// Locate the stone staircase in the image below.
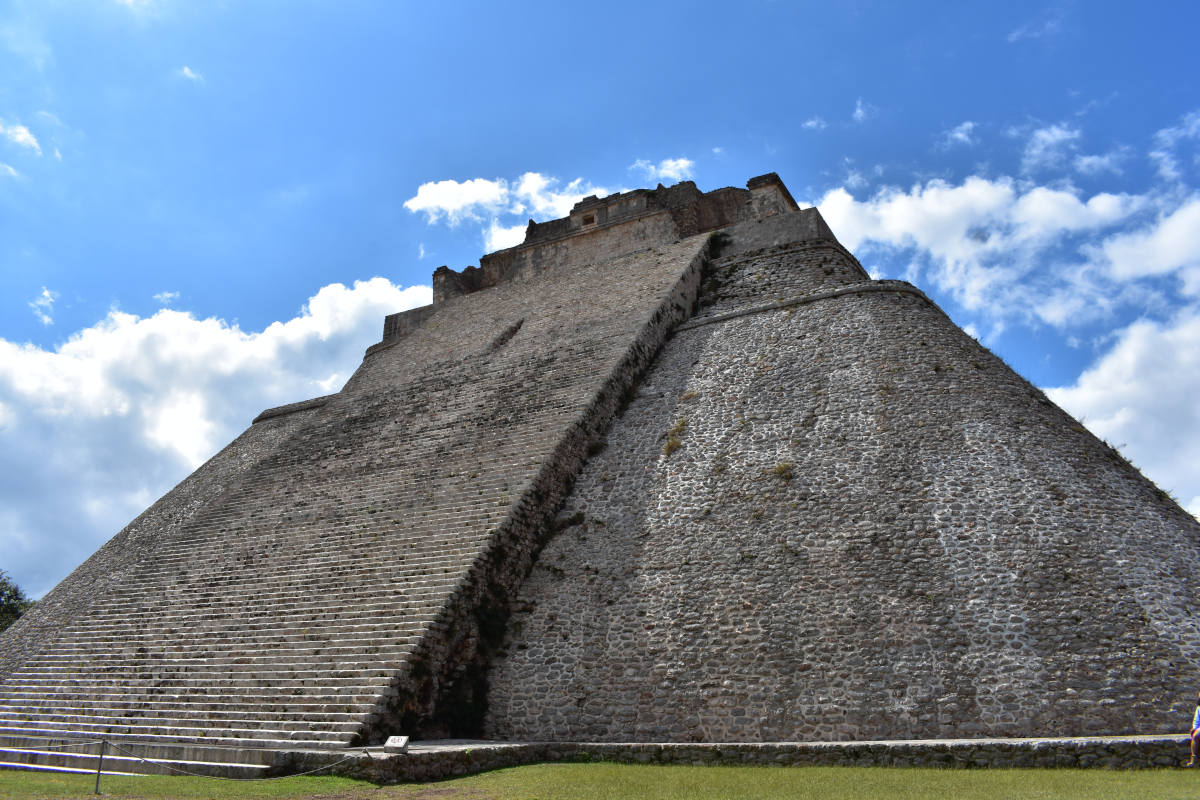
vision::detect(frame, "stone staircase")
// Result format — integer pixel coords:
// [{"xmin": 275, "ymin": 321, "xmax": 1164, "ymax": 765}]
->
[
  {"xmin": 0, "ymin": 234, "xmax": 712, "ymax": 775},
  {"xmin": 0, "ymin": 735, "xmax": 283, "ymax": 778}
]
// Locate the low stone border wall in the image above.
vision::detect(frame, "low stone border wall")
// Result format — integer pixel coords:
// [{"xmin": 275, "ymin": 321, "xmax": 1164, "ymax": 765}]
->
[{"xmin": 281, "ymin": 735, "xmax": 1191, "ymax": 783}]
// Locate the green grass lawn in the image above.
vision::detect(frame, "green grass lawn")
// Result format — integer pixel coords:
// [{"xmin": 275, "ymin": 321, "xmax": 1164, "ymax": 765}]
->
[{"xmin": 3, "ymin": 764, "xmax": 1199, "ymax": 800}]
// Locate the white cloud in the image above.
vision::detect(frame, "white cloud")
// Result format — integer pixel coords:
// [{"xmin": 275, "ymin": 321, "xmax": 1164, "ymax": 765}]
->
[
  {"xmin": 0, "ymin": 120, "xmax": 41, "ymax": 155},
  {"xmin": 485, "ymin": 219, "xmax": 527, "ymax": 252},
  {"xmin": 1091, "ymin": 197, "xmax": 1200, "ymax": 282},
  {"xmin": 153, "ymin": 291, "xmax": 179, "ymax": 304},
  {"xmin": 630, "ymin": 157, "xmax": 695, "ymax": 183},
  {"xmin": 711, "ymin": 146, "xmax": 724, "ymax": 155},
  {"xmin": 1046, "ymin": 309, "xmax": 1200, "ymax": 520},
  {"xmin": 844, "ymin": 170, "xmax": 868, "ymax": 190},
  {"xmin": 0, "ymin": 162, "xmax": 17, "ymax": 178},
  {"xmin": 511, "ymin": 172, "xmax": 598, "ymax": 218},
  {"xmin": 1149, "ymin": 110, "xmax": 1200, "ymax": 183},
  {"xmin": 0, "ymin": 277, "xmax": 431, "ymax": 597},
  {"xmin": 1022, "ymin": 123, "xmax": 1080, "ymax": 172},
  {"xmin": 1074, "ymin": 149, "xmax": 1127, "ymax": 176},
  {"xmin": 817, "ymin": 176, "xmax": 1142, "ymax": 318},
  {"xmin": 29, "ymin": 287, "xmax": 57, "ymax": 325},
  {"xmin": 940, "ymin": 121, "xmax": 977, "ymax": 148},
  {"xmin": 177, "ymin": 65, "xmax": 203, "ymax": 83},
  {"xmin": 418, "ymin": 243, "xmax": 426, "ymax": 260},
  {"xmin": 404, "ymin": 172, "xmax": 612, "ymax": 227},
  {"xmin": 852, "ymin": 98, "xmax": 875, "ymax": 123},
  {"xmin": 405, "ymin": 172, "xmax": 615, "ymax": 253},
  {"xmin": 1007, "ymin": 8, "xmax": 1066, "ymax": 43},
  {"xmin": 802, "ymin": 117, "xmax": 827, "ymax": 131},
  {"xmin": 403, "ymin": 177, "xmax": 507, "ymax": 225}
]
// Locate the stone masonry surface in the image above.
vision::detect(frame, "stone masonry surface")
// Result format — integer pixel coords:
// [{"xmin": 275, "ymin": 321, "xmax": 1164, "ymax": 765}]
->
[
  {"xmin": 283, "ymin": 735, "xmax": 1193, "ymax": 782},
  {"xmin": 3, "ymin": 175, "xmax": 1199, "ymax": 776},
  {"xmin": 485, "ymin": 208, "xmax": 1200, "ymax": 743},
  {"xmin": 0, "ymin": 217, "xmax": 712, "ymax": 752}
]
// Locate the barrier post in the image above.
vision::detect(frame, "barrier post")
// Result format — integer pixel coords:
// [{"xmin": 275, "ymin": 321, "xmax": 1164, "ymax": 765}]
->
[{"xmin": 94, "ymin": 739, "xmax": 107, "ymax": 794}]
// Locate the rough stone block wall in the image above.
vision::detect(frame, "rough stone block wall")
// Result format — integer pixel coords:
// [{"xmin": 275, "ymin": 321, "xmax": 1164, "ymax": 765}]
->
[
  {"xmin": 0, "ymin": 233, "xmax": 711, "ymax": 748},
  {"xmin": 7, "ymin": 178, "xmax": 1199, "ymax": 758},
  {"xmin": 484, "ymin": 214, "xmax": 1200, "ymax": 742}
]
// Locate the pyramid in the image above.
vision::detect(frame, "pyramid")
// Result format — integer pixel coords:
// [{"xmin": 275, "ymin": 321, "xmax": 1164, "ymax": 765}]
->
[{"xmin": 2, "ymin": 174, "xmax": 1198, "ymax": 772}]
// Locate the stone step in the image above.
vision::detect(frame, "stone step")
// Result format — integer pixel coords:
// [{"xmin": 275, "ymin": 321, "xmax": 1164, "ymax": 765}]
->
[
  {"xmin": 27, "ymin": 642, "xmax": 419, "ymax": 660},
  {"xmin": 1, "ymin": 674, "xmax": 395, "ymax": 694},
  {"xmin": 8, "ymin": 657, "xmax": 402, "ymax": 674},
  {"xmin": 0, "ymin": 756, "xmax": 143, "ymax": 777},
  {"xmin": 0, "ymin": 721, "xmax": 350, "ymax": 745},
  {"xmin": 0, "ymin": 734, "xmax": 283, "ymax": 764},
  {"xmin": 0, "ymin": 724, "xmax": 341, "ymax": 750},
  {"xmin": 0, "ymin": 743, "xmax": 274, "ymax": 777},
  {"xmin": 130, "ymin": 549, "xmax": 483, "ymax": 582},
  {"xmin": 0, "ymin": 688, "xmax": 380, "ymax": 705},
  {"xmin": 0, "ymin": 709, "xmax": 364, "ymax": 732},
  {"xmin": 77, "ymin": 587, "xmax": 456, "ymax": 618},
  {"xmin": 53, "ymin": 610, "xmax": 440, "ymax": 631},
  {"xmin": 24, "ymin": 642, "xmax": 419, "ymax": 664},
  {"xmin": 0, "ymin": 698, "xmax": 377, "ymax": 715},
  {"xmin": 99, "ymin": 572, "xmax": 462, "ymax": 599},
  {"xmin": 0, "ymin": 707, "xmax": 368, "ymax": 725},
  {"xmin": 64, "ymin": 610, "xmax": 443, "ymax": 635}
]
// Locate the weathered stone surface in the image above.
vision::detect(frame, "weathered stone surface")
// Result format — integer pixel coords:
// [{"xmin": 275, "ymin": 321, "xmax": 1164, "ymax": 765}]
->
[
  {"xmin": 484, "ymin": 208, "xmax": 1200, "ymax": 742},
  {"xmin": 2, "ymin": 173, "xmax": 1198, "ymax": 773},
  {"xmin": 0, "ymin": 202, "xmax": 714, "ymax": 750}
]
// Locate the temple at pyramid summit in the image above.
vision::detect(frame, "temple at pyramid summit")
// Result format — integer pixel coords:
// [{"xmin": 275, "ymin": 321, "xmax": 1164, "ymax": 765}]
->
[{"xmin": 3, "ymin": 173, "xmax": 1200, "ymax": 775}]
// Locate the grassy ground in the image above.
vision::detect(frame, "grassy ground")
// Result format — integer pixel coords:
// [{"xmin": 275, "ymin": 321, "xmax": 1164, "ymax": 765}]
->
[{"xmin": 3, "ymin": 763, "xmax": 1198, "ymax": 800}]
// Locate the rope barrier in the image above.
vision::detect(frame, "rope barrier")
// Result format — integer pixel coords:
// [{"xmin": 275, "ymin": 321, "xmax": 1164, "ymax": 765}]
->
[
  {"xmin": 5, "ymin": 737, "xmax": 105, "ymax": 752},
  {"xmin": 103, "ymin": 739, "xmax": 370, "ymax": 781}
]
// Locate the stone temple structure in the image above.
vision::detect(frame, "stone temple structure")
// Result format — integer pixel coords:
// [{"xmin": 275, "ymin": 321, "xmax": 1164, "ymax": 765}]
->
[{"xmin": 2, "ymin": 174, "xmax": 1200, "ymax": 773}]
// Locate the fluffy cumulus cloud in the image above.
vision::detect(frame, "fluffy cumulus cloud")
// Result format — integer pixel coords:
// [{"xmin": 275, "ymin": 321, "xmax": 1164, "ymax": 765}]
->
[
  {"xmin": 0, "ymin": 278, "xmax": 431, "ymax": 597},
  {"xmin": 630, "ymin": 157, "xmax": 695, "ymax": 183},
  {"xmin": 1090, "ymin": 197, "xmax": 1200, "ymax": 284},
  {"xmin": 403, "ymin": 177, "xmax": 508, "ymax": 225},
  {"xmin": 817, "ymin": 176, "xmax": 1143, "ymax": 318},
  {"xmin": 485, "ymin": 219, "xmax": 527, "ymax": 252},
  {"xmin": 1046, "ymin": 310, "xmax": 1200, "ymax": 519},
  {"xmin": 813, "ymin": 109, "xmax": 1200, "ymax": 524},
  {"xmin": 405, "ymin": 171, "xmax": 617, "ymax": 252}
]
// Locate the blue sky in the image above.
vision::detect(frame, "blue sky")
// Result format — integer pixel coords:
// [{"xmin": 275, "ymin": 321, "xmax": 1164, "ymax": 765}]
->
[{"xmin": 2, "ymin": 0, "xmax": 1199, "ymax": 598}]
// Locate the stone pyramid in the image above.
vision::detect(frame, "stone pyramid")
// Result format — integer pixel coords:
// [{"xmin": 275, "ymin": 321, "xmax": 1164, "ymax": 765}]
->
[{"xmin": 2, "ymin": 174, "xmax": 1198, "ymax": 771}]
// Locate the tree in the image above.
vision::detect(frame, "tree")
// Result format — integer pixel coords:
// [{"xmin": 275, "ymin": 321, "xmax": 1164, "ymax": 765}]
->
[{"xmin": 0, "ymin": 571, "xmax": 33, "ymax": 633}]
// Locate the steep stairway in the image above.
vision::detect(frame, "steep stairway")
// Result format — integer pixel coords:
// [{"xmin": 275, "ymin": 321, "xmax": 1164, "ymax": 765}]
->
[{"xmin": 0, "ymin": 234, "xmax": 711, "ymax": 773}]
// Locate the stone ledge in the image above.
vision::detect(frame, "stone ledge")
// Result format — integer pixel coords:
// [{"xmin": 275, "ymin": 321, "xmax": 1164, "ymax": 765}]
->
[
  {"xmin": 251, "ymin": 395, "xmax": 334, "ymax": 424},
  {"xmin": 677, "ymin": 279, "xmax": 929, "ymax": 332},
  {"xmin": 279, "ymin": 735, "xmax": 1192, "ymax": 783}
]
